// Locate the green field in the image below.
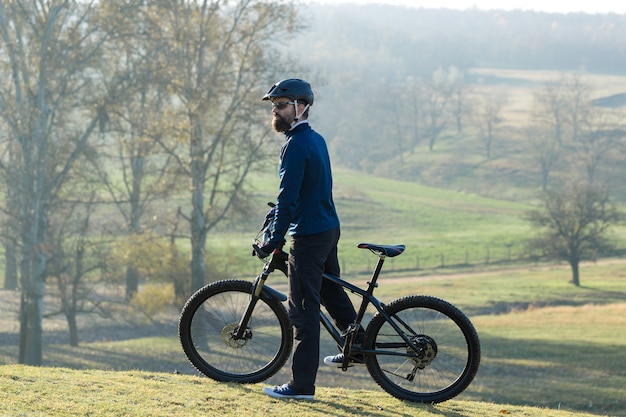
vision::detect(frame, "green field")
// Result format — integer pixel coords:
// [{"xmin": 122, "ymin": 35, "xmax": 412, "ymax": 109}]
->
[
  {"xmin": 206, "ymin": 167, "xmax": 625, "ymax": 281},
  {"xmin": 209, "ymin": 168, "xmax": 536, "ymax": 276},
  {"xmin": 2, "ymin": 261, "xmax": 625, "ymax": 416}
]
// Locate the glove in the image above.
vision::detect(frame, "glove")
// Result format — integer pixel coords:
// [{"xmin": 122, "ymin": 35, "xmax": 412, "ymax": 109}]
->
[
  {"xmin": 261, "ymin": 205, "xmax": 276, "ymax": 229},
  {"xmin": 265, "ymin": 206, "xmax": 276, "ymax": 221},
  {"xmin": 253, "ymin": 240, "xmax": 279, "ymax": 259}
]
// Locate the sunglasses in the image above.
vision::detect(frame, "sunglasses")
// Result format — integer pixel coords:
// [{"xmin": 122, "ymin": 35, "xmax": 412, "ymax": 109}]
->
[{"xmin": 271, "ymin": 101, "xmax": 295, "ymax": 110}]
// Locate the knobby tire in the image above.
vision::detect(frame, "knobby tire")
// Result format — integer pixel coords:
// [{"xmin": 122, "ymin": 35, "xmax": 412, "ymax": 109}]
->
[
  {"xmin": 364, "ymin": 295, "xmax": 481, "ymax": 403},
  {"xmin": 178, "ymin": 279, "xmax": 293, "ymax": 384}
]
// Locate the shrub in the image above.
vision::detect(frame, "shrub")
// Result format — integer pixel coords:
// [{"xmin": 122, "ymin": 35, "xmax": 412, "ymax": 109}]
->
[{"xmin": 129, "ymin": 283, "xmax": 175, "ymax": 325}]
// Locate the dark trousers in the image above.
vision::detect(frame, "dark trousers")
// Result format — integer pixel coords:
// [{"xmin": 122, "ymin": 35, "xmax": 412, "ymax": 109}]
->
[{"xmin": 287, "ymin": 227, "xmax": 357, "ymax": 395}]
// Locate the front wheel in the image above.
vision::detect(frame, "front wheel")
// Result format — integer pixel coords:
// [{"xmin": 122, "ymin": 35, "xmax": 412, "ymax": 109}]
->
[
  {"xmin": 364, "ymin": 295, "xmax": 480, "ymax": 403},
  {"xmin": 178, "ymin": 279, "xmax": 293, "ymax": 383}
]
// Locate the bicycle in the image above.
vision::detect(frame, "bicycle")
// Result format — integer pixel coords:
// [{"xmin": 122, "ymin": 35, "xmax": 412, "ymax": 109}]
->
[{"xmin": 178, "ymin": 209, "xmax": 481, "ymax": 403}]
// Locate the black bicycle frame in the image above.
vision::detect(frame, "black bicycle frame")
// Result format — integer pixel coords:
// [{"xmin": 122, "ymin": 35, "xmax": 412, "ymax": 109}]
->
[
  {"xmin": 239, "ymin": 251, "xmax": 422, "ymax": 357},
  {"xmin": 320, "ymin": 257, "xmax": 422, "ymax": 358}
]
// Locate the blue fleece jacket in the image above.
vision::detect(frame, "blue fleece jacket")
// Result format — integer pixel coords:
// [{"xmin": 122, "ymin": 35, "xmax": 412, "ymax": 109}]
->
[{"xmin": 269, "ymin": 122, "xmax": 339, "ymax": 245}]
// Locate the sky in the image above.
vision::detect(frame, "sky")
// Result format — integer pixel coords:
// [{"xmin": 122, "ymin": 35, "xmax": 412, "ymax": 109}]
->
[{"xmin": 305, "ymin": 0, "xmax": 626, "ymax": 15}]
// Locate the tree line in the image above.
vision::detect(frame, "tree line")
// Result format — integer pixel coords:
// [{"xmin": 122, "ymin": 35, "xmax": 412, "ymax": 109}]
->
[
  {"xmin": 0, "ymin": 0, "xmax": 301, "ymax": 365},
  {"xmin": 296, "ymin": 5, "xmax": 626, "ymax": 78},
  {"xmin": 318, "ymin": 67, "xmax": 626, "ymax": 197},
  {"xmin": 290, "ymin": 5, "xmax": 626, "ymax": 200}
]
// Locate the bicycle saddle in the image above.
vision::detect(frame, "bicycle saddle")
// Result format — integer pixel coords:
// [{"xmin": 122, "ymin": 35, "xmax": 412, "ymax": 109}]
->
[{"xmin": 357, "ymin": 243, "xmax": 405, "ymax": 257}]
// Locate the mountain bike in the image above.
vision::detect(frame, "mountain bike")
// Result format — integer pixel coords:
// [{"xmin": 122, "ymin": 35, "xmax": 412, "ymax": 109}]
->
[{"xmin": 178, "ymin": 207, "xmax": 481, "ymax": 403}]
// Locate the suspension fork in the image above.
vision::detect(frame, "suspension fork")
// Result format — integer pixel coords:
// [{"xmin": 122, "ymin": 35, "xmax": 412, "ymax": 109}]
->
[
  {"xmin": 233, "ymin": 267, "xmax": 270, "ymax": 340},
  {"xmin": 233, "ymin": 247, "xmax": 290, "ymax": 340}
]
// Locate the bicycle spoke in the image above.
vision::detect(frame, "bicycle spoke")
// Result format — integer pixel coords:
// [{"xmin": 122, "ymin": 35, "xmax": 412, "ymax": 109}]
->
[
  {"xmin": 179, "ymin": 280, "xmax": 293, "ymax": 383},
  {"xmin": 365, "ymin": 295, "xmax": 480, "ymax": 403}
]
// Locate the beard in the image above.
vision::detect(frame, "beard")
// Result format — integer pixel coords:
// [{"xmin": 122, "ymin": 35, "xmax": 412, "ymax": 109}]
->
[{"xmin": 272, "ymin": 114, "xmax": 293, "ymax": 133}]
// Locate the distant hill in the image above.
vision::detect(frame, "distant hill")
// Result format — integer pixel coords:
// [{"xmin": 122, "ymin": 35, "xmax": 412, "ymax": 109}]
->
[
  {"xmin": 591, "ymin": 93, "xmax": 626, "ymax": 108},
  {"xmin": 281, "ymin": 6, "xmax": 626, "ymax": 202},
  {"xmin": 296, "ymin": 5, "xmax": 626, "ymax": 76}
]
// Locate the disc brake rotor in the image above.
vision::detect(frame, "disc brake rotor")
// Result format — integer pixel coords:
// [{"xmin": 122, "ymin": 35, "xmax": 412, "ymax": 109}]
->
[
  {"xmin": 221, "ymin": 323, "xmax": 252, "ymax": 348},
  {"xmin": 409, "ymin": 335, "xmax": 438, "ymax": 369}
]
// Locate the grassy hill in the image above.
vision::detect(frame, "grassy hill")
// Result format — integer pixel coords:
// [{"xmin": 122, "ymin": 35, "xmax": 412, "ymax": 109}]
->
[
  {"xmin": 207, "ymin": 166, "xmax": 625, "ymax": 279},
  {"xmin": 3, "ymin": 117, "xmax": 626, "ymax": 416},
  {"xmin": 210, "ymin": 167, "xmax": 537, "ymax": 276},
  {"xmin": 2, "ymin": 261, "xmax": 625, "ymax": 416},
  {"xmin": 311, "ymin": 68, "xmax": 626, "ymax": 208},
  {"xmin": 0, "ymin": 365, "xmax": 610, "ymax": 417}
]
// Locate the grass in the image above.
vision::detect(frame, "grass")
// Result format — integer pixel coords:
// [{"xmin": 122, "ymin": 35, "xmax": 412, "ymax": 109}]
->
[
  {"xmin": 2, "ymin": 261, "xmax": 625, "ymax": 416},
  {"xmin": 3, "ymin": 157, "xmax": 626, "ymax": 416},
  {"xmin": 206, "ymin": 167, "xmax": 543, "ymax": 278},
  {"xmin": 387, "ymin": 260, "xmax": 626, "ymax": 312},
  {"xmin": 382, "ymin": 262, "xmax": 626, "ymax": 415},
  {"xmin": 473, "ymin": 304, "xmax": 626, "ymax": 413},
  {"xmin": 0, "ymin": 365, "xmax": 609, "ymax": 417}
]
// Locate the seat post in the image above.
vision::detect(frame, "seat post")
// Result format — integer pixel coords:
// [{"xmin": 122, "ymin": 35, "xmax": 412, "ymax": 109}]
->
[
  {"xmin": 354, "ymin": 255, "xmax": 386, "ymax": 322},
  {"xmin": 366, "ymin": 255, "xmax": 386, "ymax": 295}
]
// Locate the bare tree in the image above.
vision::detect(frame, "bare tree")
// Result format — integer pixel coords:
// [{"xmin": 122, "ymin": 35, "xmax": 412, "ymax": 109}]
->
[
  {"xmin": 473, "ymin": 91, "xmax": 506, "ymax": 159},
  {"xmin": 561, "ymin": 73, "xmax": 592, "ymax": 144},
  {"xmin": 526, "ymin": 184, "xmax": 621, "ymax": 286},
  {"xmin": 532, "ymin": 77, "xmax": 568, "ymax": 146},
  {"xmin": 561, "ymin": 79, "xmax": 626, "ymax": 188},
  {"xmin": 525, "ymin": 76, "xmax": 574, "ymax": 191},
  {"xmin": 422, "ymin": 67, "xmax": 455, "ymax": 151},
  {"xmin": 448, "ymin": 66, "xmax": 469, "ymax": 133},
  {"xmin": 405, "ymin": 77, "xmax": 423, "ymax": 153},
  {"xmin": 1, "ymin": 146, "xmax": 19, "ymax": 290},
  {"xmin": 555, "ymin": 73, "xmax": 611, "ymax": 185},
  {"xmin": 46, "ymin": 193, "xmax": 108, "ymax": 347},
  {"xmin": 524, "ymin": 123, "xmax": 560, "ymax": 192},
  {"xmin": 89, "ymin": 0, "xmax": 179, "ymax": 299},
  {"xmin": 529, "ymin": 73, "xmax": 624, "ymax": 191},
  {"xmin": 147, "ymin": 0, "xmax": 300, "ymax": 292},
  {"xmin": 0, "ymin": 0, "xmax": 126, "ymax": 365},
  {"xmin": 574, "ymin": 119, "xmax": 625, "ymax": 186}
]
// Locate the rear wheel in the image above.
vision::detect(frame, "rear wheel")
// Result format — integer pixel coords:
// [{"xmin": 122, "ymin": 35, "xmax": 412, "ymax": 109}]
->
[
  {"xmin": 178, "ymin": 279, "xmax": 293, "ymax": 383},
  {"xmin": 364, "ymin": 295, "xmax": 480, "ymax": 403}
]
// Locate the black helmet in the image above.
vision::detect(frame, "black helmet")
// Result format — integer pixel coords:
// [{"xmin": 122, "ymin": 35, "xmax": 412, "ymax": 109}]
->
[{"xmin": 262, "ymin": 78, "xmax": 314, "ymax": 106}]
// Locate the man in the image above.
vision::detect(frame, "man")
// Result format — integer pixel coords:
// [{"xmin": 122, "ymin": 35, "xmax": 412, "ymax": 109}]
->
[{"xmin": 257, "ymin": 79, "xmax": 361, "ymax": 400}]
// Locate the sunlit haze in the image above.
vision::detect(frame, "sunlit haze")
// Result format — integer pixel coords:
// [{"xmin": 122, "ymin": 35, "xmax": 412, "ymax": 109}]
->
[{"xmin": 304, "ymin": 0, "xmax": 626, "ymax": 15}]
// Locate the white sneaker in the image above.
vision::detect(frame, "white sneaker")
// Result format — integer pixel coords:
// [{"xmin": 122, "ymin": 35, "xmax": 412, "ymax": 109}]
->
[
  {"xmin": 323, "ymin": 353, "xmax": 365, "ymax": 367},
  {"xmin": 262, "ymin": 383, "xmax": 314, "ymax": 400}
]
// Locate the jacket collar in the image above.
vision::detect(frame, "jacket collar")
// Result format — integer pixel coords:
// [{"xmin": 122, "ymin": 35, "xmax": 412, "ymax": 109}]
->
[{"xmin": 285, "ymin": 121, "xmax": 309, "ymax": 138}]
